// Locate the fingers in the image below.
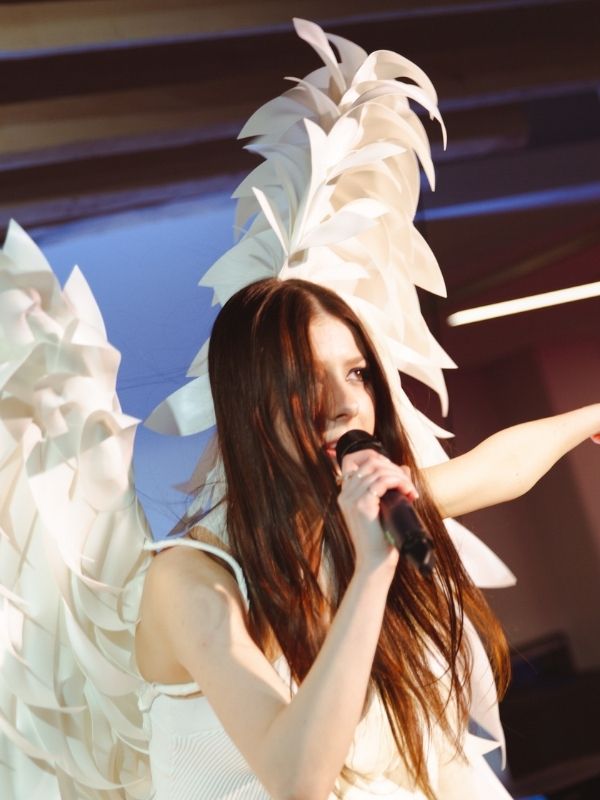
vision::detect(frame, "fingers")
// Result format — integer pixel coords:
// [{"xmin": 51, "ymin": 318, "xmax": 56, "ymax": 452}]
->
[
  {"xmin": 337, "ymin": 451, "xmax": 406, "ymax": 573},
  {"xmin": 366, "ymin": 469, "xmax": 419, "ymax": 502},
  {"xmin": 343, "ymin": 470, "xmax": 418, "ymax": 503},
  {"xmin": 341, "ymin": 449, "xmax": 411, "ymax": 475},
  {"xmin": 340, "ymin": 453, "xmax": 418, "ymax": 502}
]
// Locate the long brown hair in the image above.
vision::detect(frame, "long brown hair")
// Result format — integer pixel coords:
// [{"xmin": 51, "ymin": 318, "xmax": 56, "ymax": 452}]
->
[{"xmin": 205, "ymin": 277, "xmax": 509, "ymax": 798}]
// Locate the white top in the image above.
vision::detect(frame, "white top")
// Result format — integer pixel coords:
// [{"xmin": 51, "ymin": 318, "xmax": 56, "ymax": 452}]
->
[{"xmin": 139, "ymin": 537, "xmax": 513, "ymax": 799}]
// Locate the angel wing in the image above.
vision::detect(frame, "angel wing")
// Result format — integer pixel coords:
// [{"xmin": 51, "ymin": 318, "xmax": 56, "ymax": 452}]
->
[{"xmin": 0, "ymin": 221, "xmax": 152, "ymax": 799}]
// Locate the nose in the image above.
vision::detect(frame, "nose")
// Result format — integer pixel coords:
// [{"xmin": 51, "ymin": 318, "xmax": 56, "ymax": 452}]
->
[{"xmin": 330, "ymin": 379, "xmax": 359, "ymax": 421}]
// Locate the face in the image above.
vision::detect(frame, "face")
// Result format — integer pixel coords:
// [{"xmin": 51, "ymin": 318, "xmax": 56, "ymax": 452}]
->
[{"xmin": 309, "ymin": 312, "xmax": 376, "ymax": 469}]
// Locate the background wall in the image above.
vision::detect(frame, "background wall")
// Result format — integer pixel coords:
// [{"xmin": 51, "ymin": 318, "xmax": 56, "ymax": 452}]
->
[{"xmin": 445, "ymin": 342, "xmax": 600, "ymax": 672}]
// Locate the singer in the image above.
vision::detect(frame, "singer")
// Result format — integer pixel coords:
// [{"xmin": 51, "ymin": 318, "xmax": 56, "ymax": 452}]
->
[
  {"xmin": 4, "ymin": 18, "xmax": 600, "ymax": 800},
  {"xmin": 135, "ymin": 278, "xmax": 600, "ymax": 800}
]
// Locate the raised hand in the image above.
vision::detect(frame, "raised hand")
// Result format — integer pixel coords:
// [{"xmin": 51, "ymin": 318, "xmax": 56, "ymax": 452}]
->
[{"xmin": 337, "ymin": 449, "xmax": 418, "ymax": 574}]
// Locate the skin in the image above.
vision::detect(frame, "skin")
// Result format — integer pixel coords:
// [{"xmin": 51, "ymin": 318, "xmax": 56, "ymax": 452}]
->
[
  {"xmin": 309, "ymin": 312, "xmax": 416, "ymax": 573},
  {"xmin": 135, "ymin": 311, "xmax": 600, "ymax": 800},
  {"xmin": 424, "ymin": 404, "xmax": 600, "ymax": 519}
]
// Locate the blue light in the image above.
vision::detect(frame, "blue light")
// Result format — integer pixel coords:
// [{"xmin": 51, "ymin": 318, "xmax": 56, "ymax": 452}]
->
[{"xmin": 417, "ymin": 182, "xmax": 600, "ymax": 221}]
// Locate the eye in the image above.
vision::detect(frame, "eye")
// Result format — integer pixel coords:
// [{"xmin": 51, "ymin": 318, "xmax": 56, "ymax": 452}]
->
[{"xmin": 348, "ymin": 366, "xmax": 370, "ymax": 383}]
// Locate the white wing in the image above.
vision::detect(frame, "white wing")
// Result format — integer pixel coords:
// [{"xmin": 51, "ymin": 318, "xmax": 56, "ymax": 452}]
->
[{"xmin": 0, "ymin": 221, "xmax": 152, "ymax": 799}]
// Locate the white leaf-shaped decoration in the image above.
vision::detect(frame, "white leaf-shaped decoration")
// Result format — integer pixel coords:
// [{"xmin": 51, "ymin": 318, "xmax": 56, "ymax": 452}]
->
[
  {"xmin": 326, "ymin": 31, "xmax": 368, "ymax": 83},
  {"xmin": 252, "ymin": 187, "xmax": 289, "ymax": 252},
  {"xmin": 144, "ymin": 373, "xmax": 215, "ymax": 435},
  {"xmin": 238, "ymin": 92, "xmax": 311, "ymax": 140},
  {"xmin": 293, "ymin": 18, "xmax": 347, "ymax": 97}
]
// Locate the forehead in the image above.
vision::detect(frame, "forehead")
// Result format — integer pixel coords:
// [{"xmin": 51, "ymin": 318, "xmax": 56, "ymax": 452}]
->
[{"xmin": 308, "ymin": 312, "xmax": 363, "ymax": 364}]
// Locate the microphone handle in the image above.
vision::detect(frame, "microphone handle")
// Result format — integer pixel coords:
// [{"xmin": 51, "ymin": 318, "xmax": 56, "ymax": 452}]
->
[{"xmin": 379, "ymin": 491, "xmax": 435, "ymax": 577}]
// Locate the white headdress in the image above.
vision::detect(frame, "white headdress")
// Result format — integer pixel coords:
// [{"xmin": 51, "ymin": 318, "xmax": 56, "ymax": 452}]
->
[{"xmin": 148, "ymin": 18, "xmax": 451, "ymax": 445}]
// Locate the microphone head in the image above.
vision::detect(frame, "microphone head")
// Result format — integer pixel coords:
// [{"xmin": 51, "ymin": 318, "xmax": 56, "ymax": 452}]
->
[{"xmin": 335, "ymin": 430, "xmax": 386, "ymax": 466}]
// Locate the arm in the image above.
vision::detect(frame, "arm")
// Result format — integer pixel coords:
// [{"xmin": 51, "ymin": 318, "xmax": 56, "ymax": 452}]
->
[
  {"xmin": 423, "ymin": 403, "xmax": 600, "ymax": 519},
  {"xmin": 144, "ymin": 453, "xmax": 412, "ymax": 800},
  {"xmin": 147, "ymin": 549, "xmax": 391, "ymax": 800}
]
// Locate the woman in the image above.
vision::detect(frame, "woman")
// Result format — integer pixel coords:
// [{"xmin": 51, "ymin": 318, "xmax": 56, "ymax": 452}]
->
[{"xmin": 135, "ymin": 277, "xmax": 600, "ymax": 800}]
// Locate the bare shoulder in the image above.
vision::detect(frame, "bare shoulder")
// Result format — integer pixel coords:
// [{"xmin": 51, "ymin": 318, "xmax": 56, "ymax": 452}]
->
[
  {"xmin": 136, "ymin": 543, "xmax": 249, "ymax": 682},
  {"xmin": 142, "ymin": 543, "xmax": 247, "ymax": 622}
]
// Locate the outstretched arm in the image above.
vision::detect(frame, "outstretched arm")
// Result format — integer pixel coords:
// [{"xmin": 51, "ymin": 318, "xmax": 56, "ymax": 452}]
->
[{"xmin": 423, "ymin": 404, "xmax": 600, "ymax": 519}]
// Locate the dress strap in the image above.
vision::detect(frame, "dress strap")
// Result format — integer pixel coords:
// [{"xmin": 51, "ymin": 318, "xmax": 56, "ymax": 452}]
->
[
  {"xmin": 137, "ymin": 678, "xmax": 203, "ymax": 716},
  {"xmin": 144, "ymin": 537, "xmax": 250, "ymax": 609}
]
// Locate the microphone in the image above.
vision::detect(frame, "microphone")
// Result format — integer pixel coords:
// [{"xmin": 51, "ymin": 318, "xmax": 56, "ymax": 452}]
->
[{"xmin": 336, "ymin": 430, "xmax": 435, "ymax": 576}]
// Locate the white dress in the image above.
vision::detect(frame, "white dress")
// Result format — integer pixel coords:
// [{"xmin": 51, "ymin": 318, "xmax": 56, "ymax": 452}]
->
[{"xmin": 139, "ymin": 538, "xmax": 514, "ymax": 800}]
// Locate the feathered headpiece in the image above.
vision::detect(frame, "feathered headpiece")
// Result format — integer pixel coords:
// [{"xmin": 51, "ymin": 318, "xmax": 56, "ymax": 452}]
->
[{"xmin": 148, "ymin": 18, "xmax": 452, "ymax": 453}]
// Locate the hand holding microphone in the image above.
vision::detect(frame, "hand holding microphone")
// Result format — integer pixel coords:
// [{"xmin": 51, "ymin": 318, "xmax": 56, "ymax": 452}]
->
[{"xmin": 336, "ymin": 430, "xmax": 435, "ymax": 577}]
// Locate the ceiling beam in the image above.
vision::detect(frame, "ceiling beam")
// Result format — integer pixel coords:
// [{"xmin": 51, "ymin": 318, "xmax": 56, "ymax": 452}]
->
[{"xmin": 0, "ymin": 0, "xmax": 585, "ymax": 53}]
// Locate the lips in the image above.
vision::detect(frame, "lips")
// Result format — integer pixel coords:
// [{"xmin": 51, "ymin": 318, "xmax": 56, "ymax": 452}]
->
[{"xmin": 323, "ymin": 440, "xmax": 338, "ymax": 459}]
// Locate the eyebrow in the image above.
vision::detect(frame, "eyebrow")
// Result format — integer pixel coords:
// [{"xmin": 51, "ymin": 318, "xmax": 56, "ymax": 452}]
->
[
  {"xmin": 313, "ymin": 353, "xmax": 367, "ymax": 370},
  {"xmin": 343, "ymin": 356, "xmax": 367, "ymax": 368}
]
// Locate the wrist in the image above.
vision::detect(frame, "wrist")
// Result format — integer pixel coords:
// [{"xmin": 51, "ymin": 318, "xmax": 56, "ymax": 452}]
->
[{"xmin": 352, "ymin": 554, "xmax": 398, "ymax": 587}]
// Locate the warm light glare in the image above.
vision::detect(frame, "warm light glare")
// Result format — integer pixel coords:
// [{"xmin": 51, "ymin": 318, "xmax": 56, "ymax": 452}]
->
[{"xmin": 447, "ymin": 281, "xmax": 600, "ymax": 327}]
